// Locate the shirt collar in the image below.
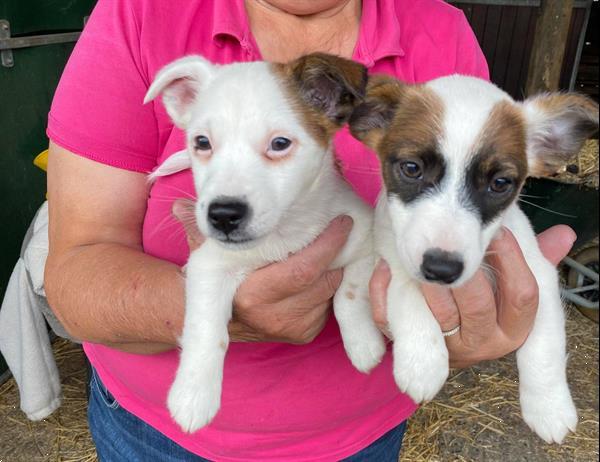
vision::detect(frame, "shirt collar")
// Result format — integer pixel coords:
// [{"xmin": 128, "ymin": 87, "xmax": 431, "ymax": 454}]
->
[
  {"xmin": 210, "ymin": 0, "xmax": 405, "ymax": 65},
  {"xmin": 211, "ymin": 0, "xmax": 250, "ymax": 48},
  {"xmin": 354, "ymin": 0, "xmax": 405, "ymax": 68}
]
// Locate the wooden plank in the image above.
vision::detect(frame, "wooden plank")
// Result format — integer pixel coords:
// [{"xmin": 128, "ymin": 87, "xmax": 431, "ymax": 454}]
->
[
  {"xmin": 503, "ymin": 6, "xmax": 534, "ymax": 98},
  {"xmin": 491, "ymin": 5, "xmax": 518, "ymax": 88},
  {"xmin": 559, "ymin": 8, "xmax": 585, "ymax": 89},
  {"xmin": 481, "ymin": 5, "xmax": 503, "ymax": 66},
  {"xmin": 469, "ymin": 4, "xmax": 489, "ymax": 41},
  {"xmin": 525, "ymin": 0, "xmax": 576, "ymax": 95}
]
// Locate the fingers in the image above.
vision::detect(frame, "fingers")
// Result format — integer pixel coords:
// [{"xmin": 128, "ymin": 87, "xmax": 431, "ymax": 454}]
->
[
  {"xmin": 536, "ymin": 225, "xmax": 576, "ymax": 266},
  {"xmin": 172, "ymin": 198, "xmax": 205, "ymax": 249},
  {"xmin": 450, "ymin": 270, "xmax": 497, "ymax": 349},
  {"xmin": 249, "ymin": 215, "xmax": 353, "ymax": 301},
  {"xmin": 421, "ymin": 284, "xmax": 460, "ymax": 333},
  {"xmin": 369, "ymin": 260, "xmax": 391, "ymax": 330},
  {"xmin": 487, "ymin": 228, "xmax": 538, "ymax": 344}
]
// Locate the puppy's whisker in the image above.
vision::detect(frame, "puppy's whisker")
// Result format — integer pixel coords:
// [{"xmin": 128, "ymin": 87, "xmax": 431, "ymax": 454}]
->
[
  {"xmin": 161, "ymin": 184, "xmax": 197, "ymax": 200},
  {"xmin": 517, "ymin": 199, "xmax": 577, "ymax": 218},
  {"xmin": 519, "ymin": 193, "xmax": 546, "ymax": 199}
]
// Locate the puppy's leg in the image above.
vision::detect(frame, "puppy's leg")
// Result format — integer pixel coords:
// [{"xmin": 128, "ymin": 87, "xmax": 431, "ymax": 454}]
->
[
  {"xmin": 334, "ymin": 255, "xmax": 386, "ymax": 373},
  {"xmin": 517, "ymin": 255, "xmax": 577, "ymax": 444},
  {"xmin": 387, "ymin": 273, "xmax": 449, "ymax": 403},
  {"xmin": 167, "ymin": 246, "xmax": 242, "ymax": 433}
]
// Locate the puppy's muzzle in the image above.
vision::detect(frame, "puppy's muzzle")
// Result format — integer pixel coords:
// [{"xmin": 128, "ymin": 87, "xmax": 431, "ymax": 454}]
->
[
  {"xmin": 421, "ymin": 249, "xmax": 464, "ymax": 284},
  {"xmin": 208, "ymin": 199, "xmax": 249, "ymax": 236}
]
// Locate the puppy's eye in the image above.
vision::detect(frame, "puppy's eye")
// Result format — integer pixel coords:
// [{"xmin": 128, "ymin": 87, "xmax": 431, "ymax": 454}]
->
[
  {"xmin": 194, "ymin": 135, "xmax": 212, "ymax": 151},
  {"xmin": 270, "ymin": 137, "xmax": 292, "ymax": 151},
  {"xmin": 489, "ymin": 177, "xmax": 513, "ymax": 194},
  {"xmin": 398, "ymin": 161, "xmax": 423, "ymax": 180}
]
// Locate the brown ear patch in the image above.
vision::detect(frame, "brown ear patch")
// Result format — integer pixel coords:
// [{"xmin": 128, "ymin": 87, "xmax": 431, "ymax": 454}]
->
[
  {"xmin": 349, "ymin": 75, "xmax": 406, "ymax": 150},
  {"xmin": 271, "ymin": 53, "xmax": 368, "ymax": 147}
]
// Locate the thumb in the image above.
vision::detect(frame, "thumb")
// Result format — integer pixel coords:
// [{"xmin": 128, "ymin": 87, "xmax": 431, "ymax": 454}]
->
[
  {"xmin": 536, "ymin": 225, "xmax": 576, "ymax": 266},
  {"xmin": 172, "ymin": 199, "xmax": 205, "ymax": 250}
]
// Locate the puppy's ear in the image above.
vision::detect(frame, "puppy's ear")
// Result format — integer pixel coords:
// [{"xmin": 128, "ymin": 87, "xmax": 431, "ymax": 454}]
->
[
  {"xmin": 286, "ymin": 53, "xmax": 368, "ymax": 125},
  {"xmin": 348, "ymin": 75, "xmax": 404, "ymax": 150},
  {"xmin": 522, "ymin": 93, "xmax": 598, "ymax": 177},
  {"xmin": 144, "ymin": 56, "xmax": 215, "ymax": 129}
]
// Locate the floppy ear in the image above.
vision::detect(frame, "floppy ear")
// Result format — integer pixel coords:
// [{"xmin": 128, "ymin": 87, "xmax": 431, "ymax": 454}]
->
[
  {"xmin": 348, "ymin": 74, "xmax": 404, "ymax": 150},
  {"xmin": 144, "ymin": 55, "xmax": 215, "ymax": 129},
  {"xmin": 286, "ymin": 52, "xmax": 368, "ymax": 125},
  {"xmin": 522, "ymin": 93, "xmax": 598, "ymax": 177}
]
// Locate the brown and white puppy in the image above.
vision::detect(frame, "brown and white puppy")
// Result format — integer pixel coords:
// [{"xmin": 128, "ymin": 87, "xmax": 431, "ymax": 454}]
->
[
  {"xmin": 144, "ymin": 53, "xmax": 386, "ymax": 433},
  {"xmin": 349, "ymin": 74, "xmax": 598, "ymax": 444}
]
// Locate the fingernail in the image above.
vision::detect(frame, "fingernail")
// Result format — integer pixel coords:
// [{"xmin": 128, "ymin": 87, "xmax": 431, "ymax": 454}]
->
[
  {"xmin": 375, "ymin": 259, "xmax": 390, "ymax": 274},
  {"xmin": 338, "ymin": 215, "xmax": 354, "ymax": 228}
]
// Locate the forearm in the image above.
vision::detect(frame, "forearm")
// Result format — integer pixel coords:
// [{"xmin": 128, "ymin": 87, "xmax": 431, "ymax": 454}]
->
[{"xmin": 45, "ymin": 242, "xmax": 184, "ymax": 352}]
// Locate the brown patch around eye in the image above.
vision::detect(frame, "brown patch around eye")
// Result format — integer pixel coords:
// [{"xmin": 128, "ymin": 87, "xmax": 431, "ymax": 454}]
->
[
  {"xmin": 377, "ymin": 86, "xmax": 445, "ymax": 201},
  {"xmin": 464, "ymin": 101, "xmax": 528, "ymax": 224},
  {"xmin": 378, "ymin": 86, "xmax": 444, "ymax": 162}
]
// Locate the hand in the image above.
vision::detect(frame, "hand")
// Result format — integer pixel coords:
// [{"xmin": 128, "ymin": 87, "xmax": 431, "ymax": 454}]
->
[
  {"xmin": 173, "ymin": 199, "xmax": 353, "ymax": 344},
  {"xmin": 369, "ymin": 225, "xmax": 576, "ymax": 368}
]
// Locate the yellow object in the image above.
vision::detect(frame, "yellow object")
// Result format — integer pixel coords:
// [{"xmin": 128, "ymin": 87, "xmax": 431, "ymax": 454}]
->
[{"xmin": 34, "ymin": 150, "xmax": 49, "ymax": 172}]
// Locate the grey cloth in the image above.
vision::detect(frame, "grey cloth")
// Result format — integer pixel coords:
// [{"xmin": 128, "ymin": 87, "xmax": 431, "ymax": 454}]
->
[{"xmin": 0, "ymin": 201, "xmax": 75, "ymax": 420}]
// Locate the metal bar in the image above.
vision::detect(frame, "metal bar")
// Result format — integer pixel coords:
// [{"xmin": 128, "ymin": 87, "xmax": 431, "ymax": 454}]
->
[
  {"xmin": 569, "ymin": 283, "xmax": 599, "ymax": 294},
  {"xmin": 0, "ymin": 20, "xmax": 12, "ymax": 67},
  {"xmin": 562, "ymin": 289, "xmax": 600, "ymax": 309},
  {"xmin": 562, "ymin": 256, "xmax": 600, "ymax": 282},
  {"xmin": 568, "ymin": 0, "xmax": 593, "ymax": 90},
  {"xmin": 0, "ymin": 31, "xmax": 81, "ymax": 51}
]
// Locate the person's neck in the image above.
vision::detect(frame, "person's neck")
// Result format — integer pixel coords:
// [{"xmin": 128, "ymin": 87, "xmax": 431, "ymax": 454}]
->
[{"xmin": 245, "ymin": 0, "xmax": 361, "ymax": 62}]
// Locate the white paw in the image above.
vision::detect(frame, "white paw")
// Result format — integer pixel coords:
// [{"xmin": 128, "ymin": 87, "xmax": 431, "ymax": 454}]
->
[
  {"xmin": 520, "ymin": 387, "xmax": 577, "ymax": 444},
  {"xmin": 167, "ymin": 372, "xmax": 222, "ymax": 433},
  {"xmin": 343, "ymin": 326, "xmax": 386, "ymax": 373},
  {"xmin": 392, "ymin": 337, "xmax": 449, "ymax": 403}
]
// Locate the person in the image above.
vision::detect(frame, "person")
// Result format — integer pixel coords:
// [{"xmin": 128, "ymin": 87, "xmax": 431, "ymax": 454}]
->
[{"xmin": 44, "ymin": 0, "xmax": 576, "ymax": 460}]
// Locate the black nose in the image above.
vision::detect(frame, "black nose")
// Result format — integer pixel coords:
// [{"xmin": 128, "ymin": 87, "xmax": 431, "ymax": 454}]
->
[
  {"xmin": 207, "ymin": 200, "xmax": 248, "ymax": 235},
  {"xmin": 421, "ymin": 249, "xmax": 464, "ymax": 284}
]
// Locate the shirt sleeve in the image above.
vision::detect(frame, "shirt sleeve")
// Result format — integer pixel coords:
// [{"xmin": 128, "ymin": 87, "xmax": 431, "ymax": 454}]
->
[
  {"xmin": 453, "ymin": 12, "xmax": 490, "ymax": 81},
  {"xmin": 47, "ymin": 0, "xmax": 158, "ymax": 173}
]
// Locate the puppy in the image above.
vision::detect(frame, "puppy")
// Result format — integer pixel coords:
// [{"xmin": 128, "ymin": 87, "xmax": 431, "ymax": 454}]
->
[
  {"xmin": 349, "ymin": 74, "xmax": 599, "ymax": 443},
  {"xmin": 144, "ymin": 53, "xmax": 386, "ymax": 433}
]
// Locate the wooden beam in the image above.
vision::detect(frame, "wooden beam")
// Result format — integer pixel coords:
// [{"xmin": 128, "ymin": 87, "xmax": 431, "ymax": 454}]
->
[{"xmin": 526, "ymin": 0, "xmax": 575, "ymax": 95}]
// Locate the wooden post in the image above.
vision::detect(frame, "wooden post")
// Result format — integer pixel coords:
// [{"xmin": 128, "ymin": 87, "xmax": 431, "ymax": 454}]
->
[{"xmin": 526, "ymin": 0, "xmax": 575, "ymax": 96}]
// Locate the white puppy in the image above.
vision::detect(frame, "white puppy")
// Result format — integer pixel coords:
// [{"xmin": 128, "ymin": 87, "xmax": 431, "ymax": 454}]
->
[
  {"xmin": 349, "ymin": 74, "xmax": 599, "ymax": 444},
  {"xmin": 144, "ymin": 53, "xmax": 386, "ymax": 433}
]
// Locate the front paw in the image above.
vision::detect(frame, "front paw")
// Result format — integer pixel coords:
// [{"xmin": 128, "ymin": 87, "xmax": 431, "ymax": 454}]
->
[
  {"xmin": 343, "ymin": 324, "xmax": 386, "ymax": 373},
  {"xmin": 392, "ymin": 337, "xmax": 449, "ymax": 403},
  {"xmin": 520, "ymin": 387, "xmax": 577, "ymax": 444},
  {"xmin": 167, "ymin": 372, "xmax": 222, "ymax": 433}
]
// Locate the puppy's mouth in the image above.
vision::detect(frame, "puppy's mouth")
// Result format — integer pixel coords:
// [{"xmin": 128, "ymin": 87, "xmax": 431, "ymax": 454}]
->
[{"xmin": 212, "ymin": 232, "xmax": 260, "ymax": 249}]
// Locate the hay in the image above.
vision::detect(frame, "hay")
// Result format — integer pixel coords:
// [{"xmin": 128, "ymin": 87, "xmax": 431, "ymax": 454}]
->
[
  {"xmin": 0, "ymin": 339, "xmax": 97, "ymax": 462},
  {"xmin": 0, "ymin": 307, "xmax": 597, "ymax": 462},
  {"xmin": 401, "ymin": 305, "xmax": 599, "ymax": 461},
  {"xmin": 551, "ymin": 139, "xmax": 599, "ymax": 189}
]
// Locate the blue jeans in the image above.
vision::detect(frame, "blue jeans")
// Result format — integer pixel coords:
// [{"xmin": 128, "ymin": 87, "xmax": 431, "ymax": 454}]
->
[{"xmin": 88, "ymin": 367, "xmax": 407, "ymax": 461}]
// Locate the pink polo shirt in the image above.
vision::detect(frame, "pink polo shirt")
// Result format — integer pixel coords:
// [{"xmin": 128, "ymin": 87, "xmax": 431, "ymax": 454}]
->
[{"xmin": 47, "ymin": 1, "xmax": 488, "ymax": 460}]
